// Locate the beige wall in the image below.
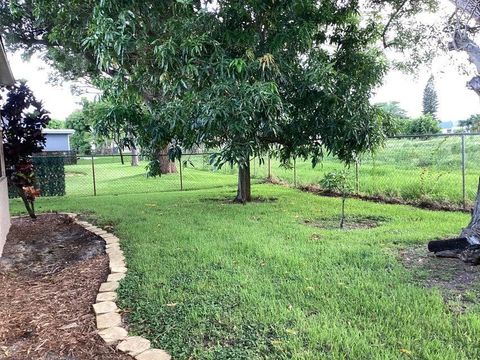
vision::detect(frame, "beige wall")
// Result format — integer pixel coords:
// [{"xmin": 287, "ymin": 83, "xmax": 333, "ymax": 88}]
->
[
  {"xmin": 0, "ymin": 129, "xmax": 9, "ymax": 256},
  {"xmin": 0, "ymin": 177, "xmax": 9, "ymax": 256}
]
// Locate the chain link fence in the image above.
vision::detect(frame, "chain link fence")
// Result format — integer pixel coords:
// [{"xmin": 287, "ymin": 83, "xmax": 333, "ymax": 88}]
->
[
  {"xmin": 22, "ymin": 133, "xmax": 480, "ymax": 209},
  {"xmin": 261, "ymin": 133, "xmax": 480, "ymax": 209}
]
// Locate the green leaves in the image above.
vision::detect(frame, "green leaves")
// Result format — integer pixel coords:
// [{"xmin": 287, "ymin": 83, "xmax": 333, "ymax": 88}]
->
[
  {"xmin": 1, "ymin": 0, "xmax": 394, "ymax": 180},
  {"xmin": 229, "ymin": 58, "xmax": 246, "ymax": 74}
]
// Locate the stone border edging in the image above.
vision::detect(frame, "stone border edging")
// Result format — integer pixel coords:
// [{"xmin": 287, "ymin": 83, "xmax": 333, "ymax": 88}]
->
[{"xmin": 61, "ymin": 213, "xmax": 172, "ymax": 360}]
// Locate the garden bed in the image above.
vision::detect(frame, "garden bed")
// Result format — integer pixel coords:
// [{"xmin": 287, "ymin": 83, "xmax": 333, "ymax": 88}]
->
[{"xmin": 0, "ymin": 214, "xmax": 131, "ymax": 359}]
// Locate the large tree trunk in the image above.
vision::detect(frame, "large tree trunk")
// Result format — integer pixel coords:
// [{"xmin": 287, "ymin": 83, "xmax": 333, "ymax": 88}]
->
[
  {"xmin": 131, "ymin": 147, "xmax": 139, "ymax": 166},
  {"xmin": 157, "ymin": 146, "xmax": 177, "ymax": 174},
  {"xmin": 460, "ymin": 178, "xmax": 480, "ymax": 244},
  {"xmin": 448, "ymin": 1, "xmax": 480, "ymax": 96},
  {"xmin": 448, "ymin": 30, "xmax": 480, "ymax": 96},
  {"xmin": 449, "ymin": 0, "xmax": 480, "ymax": 22},
  {"xmin": 235, "ymin": 159, "xmax": 251, "ymax": 203}
]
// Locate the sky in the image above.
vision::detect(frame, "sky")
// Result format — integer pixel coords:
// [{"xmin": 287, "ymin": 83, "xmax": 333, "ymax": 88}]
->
[
  {"xmin": 7, "ymin": 52, "xmax": 97, "ymax": 120},
  {"xmin": 371, "ymin": 56, "xmax": 480, "ymax": 122},
  {"xmin": 5, "ymin": 28, "xmax": 480, "ymax": 123}
]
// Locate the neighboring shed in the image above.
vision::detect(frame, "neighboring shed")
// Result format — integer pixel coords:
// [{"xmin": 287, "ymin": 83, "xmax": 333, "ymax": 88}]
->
[
  {"xmin": 43, "ymin": 129, "xmax": 75, "ymax": 152},
  {"xmin": 440, "ymin": 121, "xmax": 462, "ymax": 134},
  {"xmin": 0, "ymin": 39, "xmax": 15, "ymax": 256}
]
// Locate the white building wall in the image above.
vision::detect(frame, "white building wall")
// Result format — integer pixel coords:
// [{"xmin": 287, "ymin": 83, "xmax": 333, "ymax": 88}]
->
[
  {"xmin": 0, "ymin": 131, "xmax": 9, "ymax": 256},
  {"xmin": 0, "ymin": 177, "xmax": 9, "ymax": 256},
  {"xmin": 1, "ymin": 38, "xmax": 14, "ymax": 257}
]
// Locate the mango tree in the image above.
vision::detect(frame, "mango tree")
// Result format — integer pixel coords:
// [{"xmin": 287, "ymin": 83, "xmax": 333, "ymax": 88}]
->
[
  {"xmin": 83, "ymin": 0, "xmax": 392, "ymax": 202},
  {"xmin": 1, "ymin": 0, "xmax": 393, "ymax": 202}
]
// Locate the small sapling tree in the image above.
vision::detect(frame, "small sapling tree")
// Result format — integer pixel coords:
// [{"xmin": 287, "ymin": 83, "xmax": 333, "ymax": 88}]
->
[
  {"xmin": 1, "ymin": 82, "xmax": 50, "ymax": 218},
  {"xmin": 320, "ymin": 170, "xmax": 353, "ymax": 229}
]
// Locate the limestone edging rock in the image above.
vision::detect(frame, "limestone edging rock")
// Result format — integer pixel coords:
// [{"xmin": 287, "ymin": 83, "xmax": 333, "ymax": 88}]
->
[{"xmin": 62, "ymin": 213, "xmax": 172, "ymax": 360}]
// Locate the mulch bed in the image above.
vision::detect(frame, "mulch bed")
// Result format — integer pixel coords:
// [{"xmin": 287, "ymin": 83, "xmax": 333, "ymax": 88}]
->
[{"xmin": 0, "ymin": 214, "xmax": 132, "ymax": 360}]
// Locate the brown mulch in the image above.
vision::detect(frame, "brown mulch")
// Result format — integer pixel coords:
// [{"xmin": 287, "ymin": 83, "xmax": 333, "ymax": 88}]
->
[{"xmin": 0, "ymin": 214, "xmax": 132, "ymax": 360}]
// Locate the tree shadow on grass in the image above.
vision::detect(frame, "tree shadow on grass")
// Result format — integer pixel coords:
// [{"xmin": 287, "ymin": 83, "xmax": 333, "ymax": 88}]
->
[{"xmin": 200, "ymin": 196, "xmax": 278, "ymax": 204}]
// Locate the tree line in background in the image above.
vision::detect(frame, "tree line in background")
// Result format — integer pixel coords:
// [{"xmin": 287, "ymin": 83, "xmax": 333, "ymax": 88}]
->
[
  {"xmin": 378, "ymin": 98, "xmax": 480, "ymax": 136},
  {"xmin": 378, "ymin": 74, "xmax": 479, "ymax": 136}
]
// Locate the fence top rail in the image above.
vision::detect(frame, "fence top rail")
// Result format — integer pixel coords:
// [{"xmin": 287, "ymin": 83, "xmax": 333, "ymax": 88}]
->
[
  {"xmin": 390, "ymin": 132, "xmax": 480, "ymax": 139},
  {"xmin": 79, "ymin": 152, "xmax": 214, "ymax": 157}
]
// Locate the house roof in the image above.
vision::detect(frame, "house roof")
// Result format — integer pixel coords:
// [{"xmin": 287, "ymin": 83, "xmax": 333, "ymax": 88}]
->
[
  {"xmin": 43, "ymin": 129, "xmax": 75, "ymax": 135},
  {"xmin": 0, "ymin": 39, "xmax": 14, "ymax": 86}
]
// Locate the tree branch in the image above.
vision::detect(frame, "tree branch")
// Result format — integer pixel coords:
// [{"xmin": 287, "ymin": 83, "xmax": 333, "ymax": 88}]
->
[{"xmin": 382, "ymin": 0, "xmax": 409, "ymax": 48}]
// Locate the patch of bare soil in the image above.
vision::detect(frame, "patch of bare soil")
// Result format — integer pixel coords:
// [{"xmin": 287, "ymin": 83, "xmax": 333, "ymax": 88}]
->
[
  {"xmin": 400, "ymin": 246, "xmax": 480, "ymax": 312},
  {"xmin": 0, "ymin": 214, "xmax": 132, "ymax": 360},
  {"xmin": 303, "ymin": 215, "xmax": 389, "ymax": 230}
]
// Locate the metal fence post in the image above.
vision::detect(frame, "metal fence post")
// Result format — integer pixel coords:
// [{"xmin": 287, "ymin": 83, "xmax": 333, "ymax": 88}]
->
[
  {"xmin": 267, "ymin": 153, "xmax": 271, "ymax": 180},
  {"xmin": 293, "ymin": 158, "xmax": 297, "ymax": 188},
  {"xmin": 91, "ymin": 154, "xmax": 97, "ymax": 196},
  {"xmin": 461, "ymin": 134, "xmax": 466, "ymax": 209},
  {"xmin": 355, "ymin": 159, "xmax": 359, "ymax": 194},
  {"xmin": 179, "ymin": 159, "xmax": 183, "ymax": 191}
]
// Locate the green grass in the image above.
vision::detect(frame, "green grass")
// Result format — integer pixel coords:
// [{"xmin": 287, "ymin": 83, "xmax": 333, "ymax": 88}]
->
[{"xmin": 10, "ymin": 184, "xmax": 479, "ymax": 359}]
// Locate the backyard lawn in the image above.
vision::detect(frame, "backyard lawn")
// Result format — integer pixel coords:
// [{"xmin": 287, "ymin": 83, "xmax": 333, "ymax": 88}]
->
[{"xmin": 10, "ymin": 184, "xmax": 479, "ymax": 359}]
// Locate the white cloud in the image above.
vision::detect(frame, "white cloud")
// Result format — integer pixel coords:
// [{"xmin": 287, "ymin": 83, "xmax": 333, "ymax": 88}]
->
[{"xmin": 6, "ymin": 52, "xmax": 96, "ymax": 120}]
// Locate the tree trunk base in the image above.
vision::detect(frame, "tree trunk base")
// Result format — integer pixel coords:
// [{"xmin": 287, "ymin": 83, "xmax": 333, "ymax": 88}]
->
[
  {"xmin": 235, "ymin": 159, "xmax": 251, "ymax": 203},
  {"xmin": 428, "ymin": 239, "xmax": 480, "ymax": 265},
  {"xmin": 157, "ymin": 147, "xmax": 177, "ymax": 174},
  {"xmin": 427, "ymin": 177, "xmax": 480, "ymax": 265},
  {"xmin": 459, "ymin": 245, "xmax": 480, "ymax": 265},
  {"xmin": 131, "ymin": 147, "xmax": 139, "ymax": 166}
]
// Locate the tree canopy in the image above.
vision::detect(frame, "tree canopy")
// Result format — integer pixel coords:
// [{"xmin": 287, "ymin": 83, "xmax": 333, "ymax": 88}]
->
[
  {"xmin": 46, "ymin": 119, "xmax": 65, "ymax": 129},
  {"xmin": 1, "ymin": 0, "xmax": 395, "ymax": 201},
  {"xmin": 404, "ymin": 114, "xmax": 441, "ymax": 136},
  {"xmin": 65, "ymin": 107, "xmax": 93, "ymax": 155},
  {"xmin": 86, "ymin": 1, "xmax": 393, "ymax": 201},
  {"xmin": 377, "ymin": 101, "xmax": 408, "ymax": 119},
  {"xmin": 86, "ymin": 98, "xmax": 147, "ymax": 164},
  {"xmin": 460, "ymin": 114, "xmax": 480, "ymax": 132}
]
